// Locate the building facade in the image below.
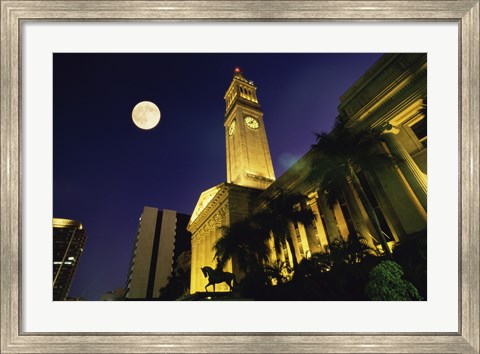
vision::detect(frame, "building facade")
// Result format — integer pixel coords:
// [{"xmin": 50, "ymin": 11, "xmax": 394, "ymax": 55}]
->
[
  {"xmin": 189, "ymin": 54, "xmax": 427, "ymax": 294},
  {"xmin": 124, "ymin": 207, "xmax": 191, "ymax": 300},
  {"xmin": 53, "ymin": 218, "xmax": 87, "ymax": 301}
]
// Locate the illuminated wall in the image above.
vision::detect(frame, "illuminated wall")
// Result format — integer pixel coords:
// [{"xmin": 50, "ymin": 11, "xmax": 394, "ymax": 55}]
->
[{"xmin": 188, "ymin": 183, "xmax": 261, "ymax": 294}]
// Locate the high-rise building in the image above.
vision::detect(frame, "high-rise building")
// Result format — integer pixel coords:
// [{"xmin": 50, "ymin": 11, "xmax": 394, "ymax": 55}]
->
[
  {"xmin": 53, "ymin": 218, "xmax": 86, "ymax": 301},
  {"xmin": 124, "ymin": 207, "xmax": 191, "ymax": 300},
  {"xmin": 189, "ymin": 54, "xmax": 427, "ymax": 294}
]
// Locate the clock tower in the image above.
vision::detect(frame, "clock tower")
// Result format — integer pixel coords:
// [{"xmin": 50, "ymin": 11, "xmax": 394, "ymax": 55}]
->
[{"xmin": 224, "ymin": 68, "xmax": 276, "ymax": 190}]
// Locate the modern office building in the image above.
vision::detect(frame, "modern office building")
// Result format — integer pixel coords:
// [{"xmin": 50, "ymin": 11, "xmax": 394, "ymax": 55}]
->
[
  {"xmin": 53, "ymin": 218, "xmax": 87, "ymax": 301},
  {"xmin": 124, "ymin": 207, "xmax": 191, "ymax": 300},
  {"xmin": 189, "ymin": 54, "xmax": 427, "ymax": 294}
]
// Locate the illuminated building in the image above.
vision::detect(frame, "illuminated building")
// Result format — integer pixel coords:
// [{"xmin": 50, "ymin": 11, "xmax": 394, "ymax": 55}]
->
[
  {"xmin": 53, "ymin": 218, "xmax": 86, "ymax": 301},
  {"xmin": 188, "ymin": 67, "xmax": 276, "ymax": 292},
  {"xmin": 189, "ymin": 54, "xmax": 427, "ymax": 294},
  {"xmin": 224, "ymin": 68, "xmax": 276, "ymax": 189},
  {"xmin": 124, "ymin": 207, "xmax": 191, "ymax": 300}
]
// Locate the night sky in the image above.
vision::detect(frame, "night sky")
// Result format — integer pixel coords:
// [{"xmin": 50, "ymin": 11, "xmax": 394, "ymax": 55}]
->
[{"xmin": 53, "ymin": 53, "xmax": 383, "ymax": 300}]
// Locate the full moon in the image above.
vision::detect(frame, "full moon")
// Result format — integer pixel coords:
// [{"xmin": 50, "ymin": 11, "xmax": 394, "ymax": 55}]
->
[{"xmin": 131, "ymin": 101, "xmax": 161, "ymax": 130}]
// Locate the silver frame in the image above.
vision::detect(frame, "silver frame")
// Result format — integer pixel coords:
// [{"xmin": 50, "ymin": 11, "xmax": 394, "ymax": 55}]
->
[{"xmin": 1, "ymin": 1, "xmax": 478, "ymax": 353}]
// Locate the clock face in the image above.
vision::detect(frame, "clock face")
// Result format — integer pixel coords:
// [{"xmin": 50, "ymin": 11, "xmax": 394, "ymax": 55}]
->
[
  {"xmin": 228, "ymin": 120, "xmax": 236, "ymax": 136},
  {"xmin": 244, "ymin": 116, "xmax": 259, "ymax": 129}
]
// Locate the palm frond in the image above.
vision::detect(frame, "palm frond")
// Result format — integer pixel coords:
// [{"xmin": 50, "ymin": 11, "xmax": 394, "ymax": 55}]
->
[{"xmin": 214, "ymin": 218, "xmax": 272, "ymax": 272}]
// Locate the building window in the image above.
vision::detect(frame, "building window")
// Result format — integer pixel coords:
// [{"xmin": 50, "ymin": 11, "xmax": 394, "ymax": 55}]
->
[{"xmin": 410, "ymin": 118, "xmax": 427, "ymax": 147}]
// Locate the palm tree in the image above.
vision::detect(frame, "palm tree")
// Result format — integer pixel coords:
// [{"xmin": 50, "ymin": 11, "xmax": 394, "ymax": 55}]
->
[
  {"xmin": 251, "ymin": 190, "xmax": 316, "ymax": 268},
  {"xmin": 311, "ymin": 116, "xmax": 394, "ymax": 257},
  {"xmin": 214, "ymin": 189, "xmax": 316, "ymax": 273},
  {"xmin": 263, "ymin": 259, "xmax": 293, "ymax": 285},
  {"xmin": 214, "ymin": 219, "xmax": 271, "ymax": 273}
]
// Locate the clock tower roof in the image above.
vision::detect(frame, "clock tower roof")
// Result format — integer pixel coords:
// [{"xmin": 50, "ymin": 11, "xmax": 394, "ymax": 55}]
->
[
  {"xmin": 233, "ymin": 67, "xmax": 247, "ymax": 81},
  {"xmin": 224, "ymin": 68, "xmax": 260, "ymax": 115}
]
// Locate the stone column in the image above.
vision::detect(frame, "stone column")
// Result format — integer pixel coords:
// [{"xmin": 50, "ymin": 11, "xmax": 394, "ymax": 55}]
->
[
  {"xmin": 383, "ymin": 128, "xmax": 427, "ymax": 211},
  {"xmin": 297, "ymin": 222, "xmax": 312, "ymax": 257},
  {"xmin": 343, "ymin": 184, "xmax": 377, "ymax": 251},
  {"xmin": 268, "ymin": 234, "xmax": 279, "ymax": 264},
  {"xmin": 190, "ymin": 237, "xmax": 197, "ymax": 294},
  {"xmin": 316, "ymin": 193, "xmax": 342, "ymax": 244},
  {"xmin": 309, "ymin": 199, "xmax": 329, "ymax": 252},
  {"xmin": 284, "ymin": 240, "xmax": 294, "ymax": 268},
  {"xmin": 193, "ymin": 235, "xmax": 199, "ymax": 293},
  {"xmin": 287, "ymin": 223, "xmax": 302, "ymax": 264},
  {"xmin": 301, "ymin": 221, "xmax": 321, "ymax": 255},
  {"xmin": 198, "ymin": 233, "xmax": 206, "ymax": 291},
  {"xmin": 333, "ymin": 203, "xmax": 350, "ymax": 240},
  {"xmin": 209, "ymin": 228, "xmax": 221, "ymax": 291}
]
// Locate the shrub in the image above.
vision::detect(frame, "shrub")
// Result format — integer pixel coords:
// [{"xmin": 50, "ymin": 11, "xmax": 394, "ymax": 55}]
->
[{"xmin": 365, "ymin": 260, "xmax": 423, "ymax": 301}]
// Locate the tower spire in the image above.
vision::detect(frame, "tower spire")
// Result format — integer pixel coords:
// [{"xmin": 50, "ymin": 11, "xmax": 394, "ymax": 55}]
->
[{"xmin": 233, "ymin": 67, "xmax": 245, "ymax": 80}]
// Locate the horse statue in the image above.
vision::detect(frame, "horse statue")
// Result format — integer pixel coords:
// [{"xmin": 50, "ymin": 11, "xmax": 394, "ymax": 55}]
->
[{"xmin": 201, "ymin": 266, "xmax": 236, "ymax": 292}]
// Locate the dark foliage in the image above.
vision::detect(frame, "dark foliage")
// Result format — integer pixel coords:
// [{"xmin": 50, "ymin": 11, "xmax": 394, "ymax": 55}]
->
[
  {"xmin": 392, "ymin": 231, "xmax": 427, "ymax": 299},
  {"xmin": 236, "ymin": 244, "xmax": 384, "ymax": 301},
  {"xmin": 216, "ymin": 231, "xmax": 426, "ymax": 301},
  {"xmin": 215, "ymin": 222, "xmax": 271, "ymax": 273},
  {"xmin": 158, "ymin": 268, "xmax": 191, "ymax": 301}
]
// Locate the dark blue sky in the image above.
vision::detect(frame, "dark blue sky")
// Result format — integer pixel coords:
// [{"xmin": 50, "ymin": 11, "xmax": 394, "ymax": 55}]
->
[{"xmin": 53, "ymin": 53, "xmax": 383, "ymax": 300}]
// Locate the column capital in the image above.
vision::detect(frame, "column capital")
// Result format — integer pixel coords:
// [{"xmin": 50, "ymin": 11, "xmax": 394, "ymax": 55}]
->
[{"xmin": 382, "ymin": 123, "xmax": 400, "ymax": 135}]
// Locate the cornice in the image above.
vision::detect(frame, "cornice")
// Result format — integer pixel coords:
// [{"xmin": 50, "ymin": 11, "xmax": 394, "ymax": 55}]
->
[{"xmin": 354, "ymin": 69, "xmax": 427, "ymax": 130}]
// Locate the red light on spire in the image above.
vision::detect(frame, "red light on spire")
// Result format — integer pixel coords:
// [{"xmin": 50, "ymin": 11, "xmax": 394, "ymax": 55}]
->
[{"xmin": 234, "ymin": 67, "xmax": 241, "ymax": 73}]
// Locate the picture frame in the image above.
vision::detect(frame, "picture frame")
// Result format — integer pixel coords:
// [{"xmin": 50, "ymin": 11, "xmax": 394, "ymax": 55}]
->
[{"xmin": 1, "ymin": 1, "xmax": 478, "ymax": 353}]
